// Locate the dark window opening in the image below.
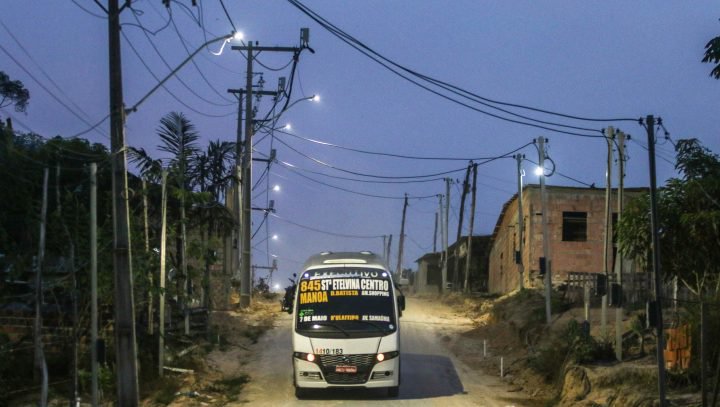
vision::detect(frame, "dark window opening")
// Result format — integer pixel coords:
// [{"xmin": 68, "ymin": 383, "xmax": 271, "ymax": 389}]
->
[{"xmin": 562, "ymin": 211, "xmax": 587, "ymax": 241}]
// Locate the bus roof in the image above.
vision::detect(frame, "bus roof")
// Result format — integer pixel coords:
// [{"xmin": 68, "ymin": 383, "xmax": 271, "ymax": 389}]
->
[{"xmin": 302, "ymin": 251, "xmax": 388, "ymax": 271}]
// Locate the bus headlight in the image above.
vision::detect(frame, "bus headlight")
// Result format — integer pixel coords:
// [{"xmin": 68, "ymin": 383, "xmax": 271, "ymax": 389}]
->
[
  {"xmin": 376, "ymin": 351, "xmax": 399, "ymax": 362},
  {"xmin": 293, "ymin": 352, "xmax": 316, "ymax": 363}
]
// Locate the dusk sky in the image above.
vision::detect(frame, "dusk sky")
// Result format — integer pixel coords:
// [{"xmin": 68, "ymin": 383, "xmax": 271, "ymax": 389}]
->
[{"xmin": 2, "ymin": 1, "xmax": 719, "ymax": 286}]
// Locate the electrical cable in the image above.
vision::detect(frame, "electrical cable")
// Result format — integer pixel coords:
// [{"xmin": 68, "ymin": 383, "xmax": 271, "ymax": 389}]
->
[
  {"xmin": 168, "ymin": 14, "xmax": 236, "ymax": 103},
  {"xmin": 269, "ymin": 125, "xmax": 535, "ymax": 161},
  {"xmin": 121, "ymin": 30, "xmax": 236, "ymax": 118},
  {"xmin": 127, "ymin": 10, "xmax": 234, "ymax": 107},
  {"xmin": 287, "ymin": 0, "xmax": 634, "ymax": 134},
  {"xmin": 270, "ymin": 213, "xmax": 385, "ymax": 239},
  {"xmin": 0, "ymin": 19, "xmax": 109, "ymax": 140},
  {"xmin": 273, "ymin": 136, "xmax": 470, "ymax": 179},
  {"xmin": 217, "ymin": 0, "xmax": 238, "ymax": 34},
  {"xmin": 277, "ymin": 163, "xmax": 439, "ymax": 200},
  {"xmin": 71, "ymin": 0, "xmax": 107, "ymax": 19},
  {"xmin": 0, "ymin": 43, "xmax": 111, "ymax": 140}
]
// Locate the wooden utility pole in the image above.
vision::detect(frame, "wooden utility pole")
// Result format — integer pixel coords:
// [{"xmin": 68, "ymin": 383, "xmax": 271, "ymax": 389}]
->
[
  {"xmin": 515, "ymin": 154, "xmax": 525, "ymax": 291},
  {"xmin": 602, "ymin": 127, "xmax": 615, "ymax": 339},
  {"xmin": 464, "ymin": 163, "xmax": 478, "ymax": 292},
  {"xmin": 108, "ymin": 0, "xmax": 139, "ymax": 401},
  {"xmin": 90, "ymin": 163, "xmax": 99, "ymax": 406},
  {"xmin": 34, "ymin": 168, "xmax": 49, "ymax": 405},
  {"xmin": 646, "ymin": 115, "xmax": 668, "ymax": 406},
  {"xmin": 396, "ymin": 194, "xmax": 409, "ymax": 277},
  {"xmin": 452, "ymin": 165, "xmax": 471, "ymax": 289}
]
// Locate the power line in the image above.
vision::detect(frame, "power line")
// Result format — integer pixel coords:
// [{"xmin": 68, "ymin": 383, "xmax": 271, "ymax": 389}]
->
[
  {"xmin": 278, "ymin": 163, "xmax": 440, "ymax": 200},
  {"xmin": 0, "ymin": 42, "xmax": 110, "ymax": 140},
  {"xmin": 287, "ymin": 0, "xmax": 635, "ymax": 136},
  {"xmin": 120, "ymin": 30, "xmax": 235, "ymax": 118},
  {"xmin": 271, "ymin": 213, "xmax": 385, "ymax": 239}
]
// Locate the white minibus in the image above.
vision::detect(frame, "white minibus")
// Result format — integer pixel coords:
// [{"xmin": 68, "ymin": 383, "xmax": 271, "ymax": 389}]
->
[{"xmin": 291, "ymin": 251, "xmax": 405, "ymax": 398}]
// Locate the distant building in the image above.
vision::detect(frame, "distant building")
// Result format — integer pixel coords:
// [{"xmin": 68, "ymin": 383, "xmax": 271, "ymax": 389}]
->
[
  {"xmin": 414, "ymin": 235, "xmax": 491, "ymax": 294},
  {"xmin": 488, "ymin": 185, "xmax": 645, "ymax": 294}
]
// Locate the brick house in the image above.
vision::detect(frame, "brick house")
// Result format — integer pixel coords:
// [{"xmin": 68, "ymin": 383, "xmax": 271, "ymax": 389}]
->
[
  {"xmin": 414, "ymin": 235, "xmax": 491, "ymax": 294},
  {"xmin": 488, "ymin": 185, "xmax": 645, "ymax": 294}
]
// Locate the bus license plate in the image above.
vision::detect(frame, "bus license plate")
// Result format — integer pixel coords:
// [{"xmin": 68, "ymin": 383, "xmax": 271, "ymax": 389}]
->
[{"xmin": 335, "ymin": 365, "xmax": 357, "ymax": 373}]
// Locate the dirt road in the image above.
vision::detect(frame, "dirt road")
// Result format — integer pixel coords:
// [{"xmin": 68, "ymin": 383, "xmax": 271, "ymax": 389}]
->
[{"xmin": 229, "ymin": 297, "xmax": 534, "ymax": 406}]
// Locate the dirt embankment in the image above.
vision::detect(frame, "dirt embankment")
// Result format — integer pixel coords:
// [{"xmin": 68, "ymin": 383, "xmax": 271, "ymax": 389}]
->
[
  {"xmin": 435, "ymin": 290, "xmax": 701, "ymax": 407},
  {"xmin": 141, "ymin": 296, "xmax": 279, "ymax": 406}
]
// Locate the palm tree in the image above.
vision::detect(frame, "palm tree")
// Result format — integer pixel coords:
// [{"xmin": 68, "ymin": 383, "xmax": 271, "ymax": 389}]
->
[
  {"xmin": 188, "ymin": 140, "xmax": 236, "ymax": 312},
  {"xmin": 130, "ymin": 111, "xmax": 199, "ymax": 335},
  {"xmin": 703, "ymin": 35, "xmax": 720, "ymax": 79}
]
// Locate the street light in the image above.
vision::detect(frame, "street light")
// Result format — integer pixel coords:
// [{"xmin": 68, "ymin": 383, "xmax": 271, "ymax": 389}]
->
[
  {"xmin": 273, "ymin": 185, "xmax": 281, "ymax": 192},
  {"xmin": 126, "ymin": 32, "xmax": 242, "ymax": 115}
]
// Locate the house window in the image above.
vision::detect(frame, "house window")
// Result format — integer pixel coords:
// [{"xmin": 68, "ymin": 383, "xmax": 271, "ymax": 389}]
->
[{"xmin": 562, "ymin": 211, "xmax": 587, "ymax": 241}]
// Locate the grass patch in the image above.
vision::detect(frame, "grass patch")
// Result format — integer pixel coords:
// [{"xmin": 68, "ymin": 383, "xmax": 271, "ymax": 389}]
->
[
  {"xmin": 206, "ymin": 374, "xmax": 250, "ymax": 402},
  {"xmin": 594, "ymin": 367, "xmax": 657, "ymax": 389},
  {"xmin": 153, "ymin": 376, "xmax": 183, "ymax": 405}
]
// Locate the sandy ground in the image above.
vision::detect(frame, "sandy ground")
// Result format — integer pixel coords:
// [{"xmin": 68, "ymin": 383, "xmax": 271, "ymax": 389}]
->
[{"xmin": 203, "ymin": 296, "xmax": 539, "ymax": 406}]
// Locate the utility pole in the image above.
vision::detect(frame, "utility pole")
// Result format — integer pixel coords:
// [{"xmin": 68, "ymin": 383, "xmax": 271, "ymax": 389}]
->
[
  {"xmin": 386, "ymin": 235, "xmax": 393, "ymax": 271},
  {"xmin": 615, "ymin": 130, "xmax": 626, "ymax": 361},
  {"xmin": 602, "ymin": 127, "xmax": 615, "ymax": 339},
  {"xmin": 90, "ymin": 163, "xmax": 99, "ymax": 406},
  {"xmin": 143, "ymin": 179, "xmax": 153, "ymax": 336},
  {"xmin": 464, "ymin": 163, "xmax": 478, "ymax": 292},
  {"xmin": 158, "ymin": 171, "xmax": 168, "ymax": 378},
  {"xmin": 442, "ymin": 179, "xmax": 450, "ymax": 292},
  {"xmin": 453, "ymin": 166, "xmax": 471, "ymax": 289},
  {"xmin": 536, "ymin": 137, "xmax": 552, "ymax": 325},
  {"xmin": 232, "ymin": 31, "xmax": 309, "ymax": 308},
  {"xmin": 108, "ymin": 0, "xmax": 138, "ymax": 402},
  {"xmin": 396, "ymin": 194, "xmax": 408, "ymax": 277},
  {"xmin": 646, "ymin": 115, "xmax": 668, "ymax": 406},
  {"xmin": 433, "ymin": 212, "xmax": 438, "ymax": 253},
  {"xmin": 515, "ymin": 154, "xmax": 525, "ymax": 291},
  {"xmin": 34, "ymin": 168, "xmax": 48, "ymax": 405}
]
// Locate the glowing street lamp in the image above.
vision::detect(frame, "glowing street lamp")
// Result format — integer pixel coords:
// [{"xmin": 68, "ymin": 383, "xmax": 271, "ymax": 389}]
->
[{"xmin": 273, "ymin": 185, "xmax": 281, "ymax": 192}]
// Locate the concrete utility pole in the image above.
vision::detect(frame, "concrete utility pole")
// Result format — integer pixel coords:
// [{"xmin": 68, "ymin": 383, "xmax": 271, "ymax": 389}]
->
[
  {"xmin": 602, "ymin": 127, "xmax": 615, "ymax": 339},
  {"xmin": 158, "ymin": 171, "xmax": 168, "ymax": 378},
  {"xmin": 615, "ymin": 130, "xmax": 626, "ymax": 361},
  {"xmin": 536, "ymin": 137, "xmax": 552, "ymax": 325},
  {"xmin": 646, "ymin": 115, "xmax": 668, "ymax": 406},
  {"xmin": 442, "ymin": 178, "xmax": 450, "ymax": 292},
  {"xmin": 453, "ymin": 165, "xmax": 471, "ymax": 289},
  {"xmin": 515, "ymin": 154, "xmax": 525, "ymax": 291},
  {"xmin": 34, "ymin": 168, "xmax": 49, "ymax": 405},
  {"xmin": 433, "ymin": 212, "xmax": 438, "ymax": 253},
  {"xmin": 108, "ymin": 0, "xmax": 139, "ymax": 402},
  {"xmin": 396, "ymin": 194, "xmax": 408, "ymax": 277},
  {"xmin": 464, "ymin": 163, "xmax": 478, "ymax": 292},
  {"xmin": 90, "ymin": 163, "xmax": 99, "ymax": 406},
  {"xmin": 232, "ymin": 33, "xmax": 307, "ymax": 308}
]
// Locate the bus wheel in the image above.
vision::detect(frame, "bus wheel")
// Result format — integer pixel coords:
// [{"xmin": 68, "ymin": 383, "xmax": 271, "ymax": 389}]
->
[
  {"xmin": 295, "ymin": 386, "xmax": 310, "ymax": 399},
  {"xmin": 387, "ymin": 386, "xmax": 399, "ymax": 398}
]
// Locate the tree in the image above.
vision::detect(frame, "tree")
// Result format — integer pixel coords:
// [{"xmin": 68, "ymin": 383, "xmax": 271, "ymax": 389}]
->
[
  {"xmin": 188, "ymin": 140, "xmax": 236, "ymax": 312},
  {"xmin": 703, "ymin": 34, "xmax": 720, "ymax": 79},
  {"xmin": 0, "ymin": 71, "xmax": 30, "ymax": 113},
  {"xmin": 617, "ymin": 139, "xmax": 720, "ymax": 298}
]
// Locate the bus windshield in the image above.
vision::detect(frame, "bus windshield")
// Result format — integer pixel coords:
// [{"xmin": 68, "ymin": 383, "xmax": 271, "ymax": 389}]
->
[{"xmin": 295, "ymin": 267, "xmax": 396, "ymax": 338}]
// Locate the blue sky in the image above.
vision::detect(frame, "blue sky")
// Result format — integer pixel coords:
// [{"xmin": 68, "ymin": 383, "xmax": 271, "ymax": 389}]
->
[{"xmin": 1, "ymin": 1, "xmax": 719, "ymax": 286}]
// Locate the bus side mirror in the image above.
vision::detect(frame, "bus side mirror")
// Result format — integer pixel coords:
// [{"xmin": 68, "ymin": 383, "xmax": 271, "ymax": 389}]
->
[{"xmin": 397, "ymin": 295, "xmax": 405, "ymax": 312}]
